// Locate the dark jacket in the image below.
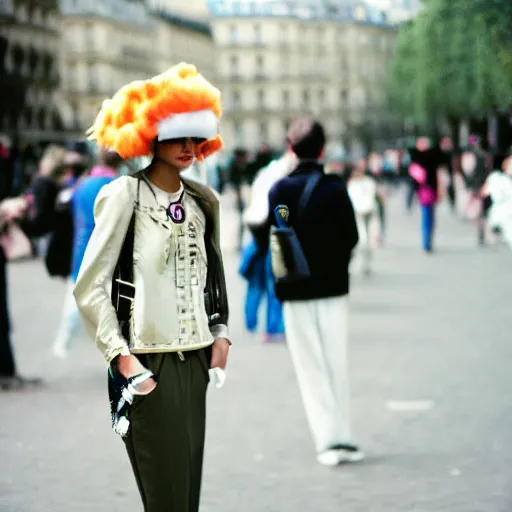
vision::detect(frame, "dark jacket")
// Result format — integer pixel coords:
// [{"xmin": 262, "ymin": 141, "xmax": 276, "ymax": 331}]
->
[
  {"xmin": 408, "ymin": 148, "xmax": 442, "ymax": 194},
  {"xmin": 20, "ymin": 175, "xmax": 58, "ymax": 237},
  {"xmin": 267, "ymin": 161, "xmax": 358, "ymax": 302}
]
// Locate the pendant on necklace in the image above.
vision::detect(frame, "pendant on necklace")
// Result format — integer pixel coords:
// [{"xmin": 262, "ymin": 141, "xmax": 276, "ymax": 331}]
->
[{"xmin": 167, "ymin": 190, "xmax": 186, "ymax": 224}]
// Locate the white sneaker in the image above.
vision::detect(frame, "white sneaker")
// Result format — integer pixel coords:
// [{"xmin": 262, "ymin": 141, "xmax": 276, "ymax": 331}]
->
[
  {"xmin": 317, "ymin": 450, "xmax": 342, "ymax": 467},
  {"xmin": 317, "ymin": 446, "xmax": 365, "ymax": 466},
  {"xmin": 337, "ymin": 448, "xmax": 365, "ymax": 463}
]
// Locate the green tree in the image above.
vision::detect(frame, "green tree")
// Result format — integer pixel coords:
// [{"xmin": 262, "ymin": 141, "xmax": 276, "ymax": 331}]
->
[{"xmin": 388, "ymin": 0, "xmax": 512, "ymax": 134}]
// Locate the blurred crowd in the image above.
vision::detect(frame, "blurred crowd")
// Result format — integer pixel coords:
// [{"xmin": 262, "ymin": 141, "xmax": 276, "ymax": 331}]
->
[
  {"xmin": 232, "ymin": 134, "xmax": 512, "ymax": 343},
  {"xmin": 0, "ymin": 132, "xmax": 511, "ymax": 388},
  {"xmin": 0, "ymin": 138, "xmax": 124, "ymax": 388}
]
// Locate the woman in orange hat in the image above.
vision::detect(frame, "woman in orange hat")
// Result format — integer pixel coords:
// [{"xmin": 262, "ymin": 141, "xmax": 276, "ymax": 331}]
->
[{"xmin": 74, "ymin": 63, "xmax": 231, "ymax": 511}]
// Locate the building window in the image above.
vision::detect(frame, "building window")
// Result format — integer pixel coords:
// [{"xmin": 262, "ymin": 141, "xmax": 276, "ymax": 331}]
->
[
  {"xmin": 318, "ymin": 88, "xmax": 325, "ymax": 106},
  {"xmin": 68, "ymin": 64, "xmax": 78, "ymax": 91},
  {"xmin": 282, "ymin": 90, "xmax": 290, "ymax": 107},
  {"xmin": 359, "ymin": 32, "xmax": 369, "ymax": 45},
  {"xmin": 229, "ymin": 25, "xmax": 238, "ymax": 44},
  {"xmin": 361, "ymin": 59, "xmax": 369, "ymax": 77},
  {"xmin": 233, "ymin": 90, "xmax": 241, "ymax": 109},
  {"xmin": 32, "ymin": 6, "xmax": 42, "ymax": 25},
  {"xmin": 257, "ymin": 89, "xmax": 265, "ymax": 109},
  {"xmin": 259, "ymin": 122, "xmax": 268, "ymax": 142},
  {"xmin": 71, "ymin": 104, "xmax": 79, "ymax": 128},
  {"xmin": 283, "ymin": 119, "xmax": 290, "ymax": 136},
  {"xmin": 89, "ymin": 65, "xmax": 98, "ymax": 92},
  {"xmin": 302, "ymin": 89, "xmax": 310, "ymax": 106},
  {"xmin": 234, "ymin": 120, "xmax": 244, "ymax": 146},
  {"xmin": 87, "ymin": 24, "xmax": 96, "ymax": 50},
  {"xmin": 340, "ymin": 89, "xmax": 348, "ymax": 104},
  {"xmin": 254, "ymin": 24, "xmax": 262, "ymax": 44},
  {"xmin": 230, "ymin": 55, "xmax": 239, "ymax": 78},
  {"xmin": 255, "ymin": 55, "xmax": 264, "ymax": 79},
  {"xmin": 66, "ymin": 30, "xmax": 76, "ymax": 51},
  {"xmin": 279, "ymin": 24, "xmax": 288, "ymax": 44}
]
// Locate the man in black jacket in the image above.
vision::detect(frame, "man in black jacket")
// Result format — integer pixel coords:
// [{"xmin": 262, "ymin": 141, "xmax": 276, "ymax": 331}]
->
[{"xmin": 266, "ymin": 117, "xmax": 362, "ymax": 466}]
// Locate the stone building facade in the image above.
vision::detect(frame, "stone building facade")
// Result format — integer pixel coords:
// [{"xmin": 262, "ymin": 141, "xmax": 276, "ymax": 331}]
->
[
  {"xmin": 60, "ymin": 0, "xmax": 216, "ymax": 138},
  {"xmin": 0, "ymin": 0, "xmax": 64, "ymax": 143},
  {"xmin": 209, "ymin": 0, "xmax": 399, "ymax": 154},
  {"xmin": 59, "ymin": 0, "xmax": 155, "ymax": 138}
]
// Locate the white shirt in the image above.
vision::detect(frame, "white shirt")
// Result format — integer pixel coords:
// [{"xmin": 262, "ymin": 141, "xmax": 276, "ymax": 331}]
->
[
  {"xmin": 243, "ymin": 153, "xmax": 297, "ymax": 226},
  {"xmin": 347, "ymin": 176, "xmax": 378, "ymax": 215}
]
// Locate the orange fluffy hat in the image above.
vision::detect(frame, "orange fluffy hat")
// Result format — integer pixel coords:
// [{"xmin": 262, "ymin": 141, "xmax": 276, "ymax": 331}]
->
[{"xmin": 87, "ymin": 63, "xmax": 223, "ymax": 161}]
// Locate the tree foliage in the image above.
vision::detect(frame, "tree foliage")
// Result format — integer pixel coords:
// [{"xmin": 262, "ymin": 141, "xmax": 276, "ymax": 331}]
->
[{"xmin": 388, "ymin": 0, "xmax": 512, "ymax": 129}]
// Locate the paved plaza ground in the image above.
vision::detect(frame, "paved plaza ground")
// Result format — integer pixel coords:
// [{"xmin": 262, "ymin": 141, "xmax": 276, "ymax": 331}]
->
[{"xmin": 1, "ymin": 189, "xmax": 511, "ymax": 512}]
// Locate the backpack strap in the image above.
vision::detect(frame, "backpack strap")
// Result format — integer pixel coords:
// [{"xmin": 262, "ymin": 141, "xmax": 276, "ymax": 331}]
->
[{"xmin": 297, "ymin": 171, "xmax": 322, "ymax": 223}]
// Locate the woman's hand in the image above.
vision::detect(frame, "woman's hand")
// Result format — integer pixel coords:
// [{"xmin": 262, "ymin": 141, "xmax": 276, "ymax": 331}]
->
[
  {"xmin": 0, "ymin": 197, "xmax": 29, "ymax": 223},
  {"xmin": 116, "ymin": 354, "xmax": 157, "ymax": 394},
  {"xmin": 210, "ymin": 338, "xmax": 231, "ymax": 370}
]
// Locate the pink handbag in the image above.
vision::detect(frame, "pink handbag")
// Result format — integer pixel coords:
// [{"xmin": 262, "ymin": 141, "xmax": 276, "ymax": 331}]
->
[
  {"xmin": 0, "ymin": 223, "xmax": 32, "ymax": 261},
  {"xmin": 417, "ymin": 185, "xmax": 436, "ymax": 206}
]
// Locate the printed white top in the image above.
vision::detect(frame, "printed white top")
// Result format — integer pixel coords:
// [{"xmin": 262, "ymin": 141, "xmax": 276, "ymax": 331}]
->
[{"xmin": 74, "ymin": 175, "xmax": 228, "ymax": 363}]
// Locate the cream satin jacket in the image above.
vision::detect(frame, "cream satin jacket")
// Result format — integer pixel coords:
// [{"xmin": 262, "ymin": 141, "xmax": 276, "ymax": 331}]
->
[{"xmin": 73, "ymin": 175, "xmax": 228, "ymax": 364}]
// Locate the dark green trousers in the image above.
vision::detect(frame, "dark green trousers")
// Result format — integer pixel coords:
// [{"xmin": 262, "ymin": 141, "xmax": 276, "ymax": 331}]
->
[{"xmin": 124, "ymin": 349, "xmax": 210, "ymax": 512}]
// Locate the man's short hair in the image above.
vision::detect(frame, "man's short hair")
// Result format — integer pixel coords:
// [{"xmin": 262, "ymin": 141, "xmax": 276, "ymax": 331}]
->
[
  {"xmin": 287, "ymin": 116, "xmax": 326, "ymax": 159},
  {"xmin": 100, "ymin": 149, "xmax": 123, "ymax": 169}
]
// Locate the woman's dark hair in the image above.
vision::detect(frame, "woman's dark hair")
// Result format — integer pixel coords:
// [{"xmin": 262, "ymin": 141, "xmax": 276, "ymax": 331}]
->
[{"xmin": 287, "ymin": 116, "xmax": 326, "ymax": 159}]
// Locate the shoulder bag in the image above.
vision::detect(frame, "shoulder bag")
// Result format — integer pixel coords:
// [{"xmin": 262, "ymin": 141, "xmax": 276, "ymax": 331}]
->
[{"xmin": 270, "ymin": 172, "xmax": 322, "ymax": 284}]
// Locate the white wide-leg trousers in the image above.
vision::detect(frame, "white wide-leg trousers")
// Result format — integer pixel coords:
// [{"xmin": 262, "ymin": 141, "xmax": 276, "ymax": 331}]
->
[{"xmin": 283, "ymin": 295, "xmax": 352, "ymax": 454}]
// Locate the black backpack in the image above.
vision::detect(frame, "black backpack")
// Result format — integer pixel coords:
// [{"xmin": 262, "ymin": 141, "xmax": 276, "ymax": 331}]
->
[{"xmin": 44, "ymin": 186, "xmax": 74, "ymax": 278}]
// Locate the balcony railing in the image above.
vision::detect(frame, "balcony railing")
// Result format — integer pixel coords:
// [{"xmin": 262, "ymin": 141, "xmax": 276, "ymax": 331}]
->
[
  {"xmin": 220, "ymin": 41, "xmax": 266, "ymax": 49},
  {"xmin": 226, "ymin": 74, "xmax": 269, "ymax": 83}
]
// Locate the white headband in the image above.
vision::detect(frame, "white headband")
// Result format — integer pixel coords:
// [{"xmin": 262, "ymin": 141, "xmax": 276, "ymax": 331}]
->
[{"xmin": 157, "ymin": 109, "xmax": 218, "ymax": 141}]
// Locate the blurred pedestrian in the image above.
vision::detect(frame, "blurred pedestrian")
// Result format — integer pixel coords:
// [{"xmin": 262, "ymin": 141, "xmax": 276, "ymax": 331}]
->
[
  {"xmin": 240, "ymin": 151, "xmax": 297, "ymax": 342},
  {"xmin": 439, "ymin": 136, "xmax": 456, "ymax": 212},
  {"xmin": 347, "ymin": 157, "xmax": 378, "ymax": 276},
  {"xmin": 461, "ymin": 135, "xmax": 492, "ymax": 245},
  {"xmin": 323, "ymin": 143, "xmax": 346, "ymax": 178},
  {"xmin": 248, "ymin": 143, "xmax": 274, "ymax": 184},
  {"xmin": 402, "ymin": 147, "xmax": 417, "ymax": 213},
  {"xmin": 409, "ymin": 137, "xmax": 444, "ymax": 253},
  {"xmin": 265, "ymin": 117, "xmax": 362, "ymax": 466},
  {"xmin": 52, "ymin": 149, "xmax": 122, "ymax": 358},
  {"xmin": 483, "ymin": 149, "xmax": 512, "ymax": 250},
  {"xmin": 73, "ymin": 63, "xmax": 230, "ymax": 511},
  {"xmin": 228, "ymin": 148, "xmax": 249, "ymax": 251},
  {"xmin": 368, "ymin": 152, "xmax": 387, "ymax": 245},
  {"xmin": 0, "ymin": 142, "xmax": 41, "ymax": 390},
  {"xmin": 19, "ymin": 144, "xmax": 67, "ymax": 256},
  {"xmin": 43, "ymin": 151, "xmax": 88, "ymax": 280}
]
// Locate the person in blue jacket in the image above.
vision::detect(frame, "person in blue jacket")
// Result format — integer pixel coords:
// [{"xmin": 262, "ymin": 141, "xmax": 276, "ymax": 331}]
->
[{"xmin": 52, "ymin": 149, "xmax": 123, "ymax": 358}]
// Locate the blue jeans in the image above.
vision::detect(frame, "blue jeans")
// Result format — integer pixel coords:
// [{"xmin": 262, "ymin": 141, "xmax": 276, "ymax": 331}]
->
[
  {"xmin": 421, "ymin": 204, "xmax": 435, "ymax": 251},
  {"xmin": 244, "ymin": 252, "xmax": 284, "ymax": 335}
]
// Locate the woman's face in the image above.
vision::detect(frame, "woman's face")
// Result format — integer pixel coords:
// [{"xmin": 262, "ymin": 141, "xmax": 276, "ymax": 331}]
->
[
  {"xmin": 416, "ymin": 137, "xmax": 430, "ymax": 151},
  {"xmin": 39, "ymin": 155, "xmax": 56, "ymax": 177},
  {"xmin": 352, "ymin": 164, "xmax": 365, "ymax": 178},
  {"xmin": 356, "ymin": 158, "xmax": 367, "ymax": 172},
  {"xmin": 503, "ymin": 156, "xmax": 512, "ymax": 176},
  {"xmin": 156, "ymin": 138, "xmax": 197, "ymax": 171}
]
